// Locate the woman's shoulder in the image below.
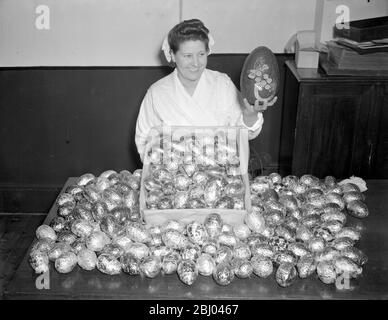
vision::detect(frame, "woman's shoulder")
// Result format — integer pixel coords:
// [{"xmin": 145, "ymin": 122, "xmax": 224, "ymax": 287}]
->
[
  {"xmin": 148, "ymin": 70, "xmax": 175, "ymax": 93},
  {"xmin": 204, "ymin": 68, "xmax": 233, "ymax": 86}
]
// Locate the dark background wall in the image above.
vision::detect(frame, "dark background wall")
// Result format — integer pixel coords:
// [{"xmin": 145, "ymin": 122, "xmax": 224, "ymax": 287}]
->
[{"xmin": 0, "ymin": 54, "xmax": 294, "ymax": 213}]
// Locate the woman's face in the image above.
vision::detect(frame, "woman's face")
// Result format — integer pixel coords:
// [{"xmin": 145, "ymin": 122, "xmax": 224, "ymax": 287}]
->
[{"xmin": 172, "ymin": 40, "xmax": 208, "ymax": 83}]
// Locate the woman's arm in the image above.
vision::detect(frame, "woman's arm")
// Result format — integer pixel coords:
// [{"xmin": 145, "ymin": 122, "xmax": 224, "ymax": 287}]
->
[{"xmin": 135, "ymin": 89, "xmax": 161, "ymax": 162}]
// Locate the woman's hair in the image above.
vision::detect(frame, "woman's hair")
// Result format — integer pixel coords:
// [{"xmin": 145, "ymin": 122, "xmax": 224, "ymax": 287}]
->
[{"xmin": 168, "ymin": 19, "xmax": 210, "ymax": 53}]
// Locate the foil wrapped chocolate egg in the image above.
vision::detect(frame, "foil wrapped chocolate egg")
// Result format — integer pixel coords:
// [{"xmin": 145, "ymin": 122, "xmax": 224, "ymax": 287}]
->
[
  {"xmin": 343, "ymin": 191, "xmax": 365, "ymax": 204},
  {"xmin": 204, "ymin": 213, "xmax": 223, "ymax": 238},
  {"xmin": 340, "ymin": 247, "xmax": 368, "ymax": 266},
  {"xmin": 126, "ymin": 222, "xmax": 151, "ymax": 244},
  {"xmin": 100, "ymin": 243, "xmax": 125, "ymax": 259},
  {"xmin": 233, "ymin": 197, "xmax": 245, "ymax": 210},
  {"xmin": 99, "ymin": 170, "xmax": 117, "ymax": 180},
  {"xmin": 70, "ymin": 219, "xmax": 94, "ymax": 238},
  {"xmin": 91, "ymin": 201, "xmax": 109, "ymax": 222},
  {"xmin": 165, "ymin": 159, "xmax": 180, "ymax": 174},
  {"xmin": 269, "ymin": 236, "xmax": 289, "ymax": 252},
  {"xmin": 217, "ymin": 232, "xmax": 238, "ymax": 247},
  {"xmin": 321, "ymin": 220, "xmax": 344, "ymax": 234},
  {"xmin": 275, "ymin": 225, "xmax": 295, "ymax": 242},
  {"xmin": 57, "ymin": 202, "xmax": 75, "ymax": 218},
  {"xmin": 244, "ymin": 210, "xmax": 265, "ymax": 233},
  {"xmin": 324, "ymin": 175, "xmax": 337, "ymax": 187},
  {"xmin": 204, "ymin": 180, "xmax": 222, "ymax": 207},
  {"xmin": 55, "ymin": 252, "xmax": 78, "ymax": 273},
  {"xmin": 102, "ymin": 188, "xmax": 122, "ymax": 205},
  {"xmin": 178, "ymin": 260, "xmax": 198, "ymax": 286},
  {"xmin": 265, "ymin": 210, "xmax": 285, "ymax": 226},
  {"xmin": 77, "ymin": 248, "xmax": 98, "ymax": 270},
  {"xmin": 315, "ymin": 247, "xmax": 340, "ymax": 263},
  {"xmin": 250, "ymin": 177, "xmax": 270, "ymax": 194},
  {"xmin": 121, "ymin": 253, "xmax": 141, "ymax": 275},
  {"xmin": 86, "ymin": 231, "xmax": 111, "ymax": 252},
  {"xmin": 233, "ymin": 224, "xmax": 251, "ymax": 241},
  {"xmin": 57, "ymin": 192, "xmax": 76, "ymax": 207},
  {"xmin": 273, "ymin": 250, "xmax": 297, "ymax": 266},
  {"xmin": 231, "ymin": 258, "xmax": 253, "ymax": 278},
  {"xmin": 150, "ymin": 246, "xmax": 173, "ymax": 259},
  {"xmin": 317, "ymin": 261, "xmax": 337, "ymax": 284},
  {"xmin": 126, "ymin": 243, "xmax": 149, "ymax": 260},
  {"xmin": 48, "ymin": 243, "xmax": 71, "ymax": 262},
  {"xmin": 299, "ymin": 174, "xmax": 320, "ymax": 187},
  {"xmin": 313, "ymin": 226, "xmax": 334, "ymax": 242},
  {"xmin": 202, "ymin": 240, "xmax": 219, "ymax": 256},
  {"xmin": 29, "ymin": 250, "xmax": 49, "ymax": 274},
  {"xmin": 113, "ymin": 234, "xmax": 133, "ymax": 252},
  {"xmin": 321, "ymin": 211, "xmax": 347, "ymax": 224},
  {"xmin": 162, "ymin": 182, "xmax": 175, "ymax": 196},
  {"xmin": 127, "ymin": 175, "xmax": 141, "ymax": 191},
  {"xmin": 215, "ymin": 246, "xmax": 233, "ymax": 265},
  {"xmin": 301, "ymin": 214, "xmax": 321, "ymax": 229},
  {"xmin": 340, "ymin": 182, "xmax": 361, "ymax": 193},
  {"xmin": 251, "ymin": 255, "xmax": 273, "ymax": 278},
  {"xmin": 97, "ymin": 253, "xmax": 122, "ymax": 275},
  {"xmin": 335, "ymin": 227, "xmax": 361, "ymax": 242},
  {"xmin": 173, "ymin": 191, "xmax": 189, "ymax": 209},
  {"xmin": 284, "ymin": 217, "xmax": 299, "ymax": 231},
  {"xmin": 186, "ymin": 221, "xmax": 208, "ymax": 245},
  {"xmin": 84, "ymin": 184, "xmax": 101, "ymax": 203},
  {"xmin": 189, "ymin": 185, "xmax": 204, "ymax": 199},
  {"xmin": 196, "ymin": 253, "xmax": 216, "ymax": 276},
  {"xmin": 158, "ymin": 196, "xmax": 174, "ymax": 210},
  {"xmin": 174, "ymin": 174, "xmax": 191, "ymax": 191},
  {"xmin": 192, "ymin": 171, "xmax": 209, "ymax": 186},
  {"xmin": 152, "ymin": 168, "xmax": 173, "ymax": 184},
  {"xmin": 213, "ymin": 263, "xmax": 235, "ymax": 286},
  {"xmin": 331, "ymin": 237, "xmax": 355, "ymax": 251},
  {"xmin": 279, "ymin": 195, "xmax": 298, "ymax": 212},
  {"xmin": 297, "ymin": 255, "xmax": 316, "ymax": 278},
  {"xmin": 144, "ymin": 176, "xmax": 162, "ymax": 191},
  {"xmin": 146, "ymin": 190, "xmax": 163, "ymax": 208},
  {"xmin": 325, "ymin": 193, "xmax": 346, "ymax": 210},
  {"xmin": 31, "ymin": 238, "xmax": 55, "ymax": 254},
  {"xmin": 73, "ymin": 204, "xmax": 94, "ymax": 221},
  {"xmin": 162, "ymin": 252, "xmax": 181, "ymax": 275},
  {"xmin": 36, "ymin": 225, "xmax": 57, "ymax": 242},
  {"xmin": 181, "ymin": 245, "xmax": 201, "ymax": 261},
  {"xmin": 180, "ymin": 163, "xmax": 198, "ymax": 178},
  {"xmin": 263, "ymin": 200, "xmax": 286, "ymax": 216},
  {"xmin": 282, "ymin": 175, "xmax": 299, "ymax": 188},
  {"xmin": 122, "ymin": 189, "xmax": 139, "ymax": 209},
  {"xmin": 188, "ymin": 198, "xmax": 206, "ymax": 209},
  {"xmin": 214, "ymin": 196, "xmax": 235, "ymax": 209},
  {"xmin": 161, "ymin": 229, "xmax": 189, "ymax": 250},
  {"xmin": 110, "ymin": 207, "xmax": 131, "ymax": 225},
  {"xmin": 250, "ymin": 243, "xmax": 275, "ymax": 260},
  {"xmin": 308, "ymin": 237, "xmax": 326, "ymax": 253},
  {"xmin": 100, "ymin": 214, "xmax": 119, "ymax": 238},
  {"xmin": 276, "ymin": 262, "xmax": 297, "ymax": 287},
  {"xmin": 161, "ymin": 220, "xmax": 186, "ymax": 233},
  {"xmin": 346, "ymin": 200, "xmax": 369, "ymax": 219},
  {"xmin": 224, "ymin": 182, "xmax": 245, "ymax": 198},
  {"xmin": 57, "ymin": 231, "xmax": 77, "ymax": 246},
  {"xmin": 268, "ymin": 172, "xmax": 282, "ymax": 185},
  {"xmin": 295, "ymin": 225, "xmax": 314, "ymax": 243},
  {"xmin": 132, "ymin": 169, "xmax": 143, "ymax": 179},
  {"xmin": 50, "ymin": 217, "xmax": 67, "ymax": 233},
  {"xmin": 232, "ymin": 243, "xmax": 252, "ymax": 260}
]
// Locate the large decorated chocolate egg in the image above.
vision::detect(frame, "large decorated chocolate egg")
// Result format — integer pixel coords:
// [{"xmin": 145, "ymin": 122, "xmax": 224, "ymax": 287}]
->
[{"xmin": 240, "ymin": 46, "xmax": 279, "ymax": 104}]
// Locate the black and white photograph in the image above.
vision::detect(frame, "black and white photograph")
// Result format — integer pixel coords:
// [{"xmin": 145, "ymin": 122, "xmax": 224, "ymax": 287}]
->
[{"xmin": 1, "ymin": 0, "xmax": 388, "ymax": 308}]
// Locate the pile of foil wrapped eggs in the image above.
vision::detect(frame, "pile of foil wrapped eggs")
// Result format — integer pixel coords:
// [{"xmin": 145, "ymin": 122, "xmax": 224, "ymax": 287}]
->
[{"xmin": 30, "ymin": 169, "xmax": 369, "ymax": 288}]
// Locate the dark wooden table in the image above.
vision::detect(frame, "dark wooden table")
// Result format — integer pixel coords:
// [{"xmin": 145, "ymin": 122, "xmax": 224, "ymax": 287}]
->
[{"xmin": 4, "ymin": 178, "xmax": 388, "ymax": 299}]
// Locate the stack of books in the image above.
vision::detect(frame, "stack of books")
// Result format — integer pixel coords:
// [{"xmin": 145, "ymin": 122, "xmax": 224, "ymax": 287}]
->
[{"xmin": 326, "ymin": 40, "xmax": 388, "ymax": 71}]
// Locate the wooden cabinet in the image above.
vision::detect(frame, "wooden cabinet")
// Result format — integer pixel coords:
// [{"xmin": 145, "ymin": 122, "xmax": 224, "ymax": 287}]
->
[{"xmin": 280, "ymin": 61, "xmax": 388, "ymax": 179}]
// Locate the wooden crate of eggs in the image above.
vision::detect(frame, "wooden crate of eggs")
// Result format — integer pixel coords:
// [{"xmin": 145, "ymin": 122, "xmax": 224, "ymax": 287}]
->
[{"xmin": 139, "ymin": 126, "xmax": 252, "ymax": 226}]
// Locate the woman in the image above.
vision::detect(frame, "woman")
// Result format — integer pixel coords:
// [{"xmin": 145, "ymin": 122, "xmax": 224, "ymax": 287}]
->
[{"xmin": 135, "ymin": 19, "xmax": 277, "ymax": 161}]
